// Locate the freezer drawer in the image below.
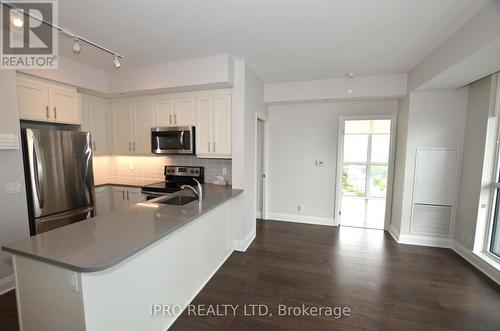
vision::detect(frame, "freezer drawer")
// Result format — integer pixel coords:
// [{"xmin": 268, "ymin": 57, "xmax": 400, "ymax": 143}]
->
[{"xmin": 35, "ymin": 206, "xmax": 94, "ymax": 234}]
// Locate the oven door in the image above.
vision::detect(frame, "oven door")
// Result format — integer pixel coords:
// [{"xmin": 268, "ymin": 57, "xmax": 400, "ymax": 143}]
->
[{"xmin": 151, "ymin": 126, "xmax": 195, "ymax": 154}]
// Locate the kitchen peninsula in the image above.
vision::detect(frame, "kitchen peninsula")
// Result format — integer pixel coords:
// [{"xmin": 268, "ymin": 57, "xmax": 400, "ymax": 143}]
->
[{"xmin": 2, "ymin": 184, "xmax": 242, "ymax": 331}]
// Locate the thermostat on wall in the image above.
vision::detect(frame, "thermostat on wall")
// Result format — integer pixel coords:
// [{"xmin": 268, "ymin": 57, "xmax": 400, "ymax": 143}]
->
[{"xmin": 315, "ymin": 160, "xmax": 326, "ymax": 166}]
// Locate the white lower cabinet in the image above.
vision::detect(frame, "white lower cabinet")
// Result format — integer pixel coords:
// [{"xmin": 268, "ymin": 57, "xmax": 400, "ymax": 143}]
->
[
  {"xmin": 111, "ymin": 186, "xmax": 144, "ymax": 211},
  {"xmin": 95, "ymin": 186, "xmax": 111, "ymax": 216}
]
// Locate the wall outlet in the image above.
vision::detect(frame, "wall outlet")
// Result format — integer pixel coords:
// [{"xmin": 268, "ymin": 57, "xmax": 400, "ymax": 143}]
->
[
  {"xmin": 6, "ymin": 182, "xmax": 21, "ymax": 195},
  {"xmin": 222, "ymin": 167, "xmax": 227, "ymax": 176},
  {"xmin": 298, "ymin": 205, "xmax": 303, "ymax": 213},
  {"xmin": 68, "ymin": 271, "xmax": 79, "ymax": 292}
]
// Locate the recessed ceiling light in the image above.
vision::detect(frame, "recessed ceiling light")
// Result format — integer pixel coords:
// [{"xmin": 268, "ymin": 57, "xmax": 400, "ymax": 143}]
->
[
  {"xmin": 11, "ymin": 10, "xmax": 23, "ymax": 28},
  {"xmin": 346, "ymin": 72, "xmax": 355, "ymax": 79}
]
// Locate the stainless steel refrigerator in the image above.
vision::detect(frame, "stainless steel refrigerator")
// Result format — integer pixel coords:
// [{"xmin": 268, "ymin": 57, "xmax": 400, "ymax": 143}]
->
[{"xmin": 22, "ymin": 128, "xmax": 95, "ymax": 235}]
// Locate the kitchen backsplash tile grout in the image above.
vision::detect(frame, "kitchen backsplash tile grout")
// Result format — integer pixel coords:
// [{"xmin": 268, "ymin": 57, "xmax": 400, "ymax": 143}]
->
[{"xmin": 92, "ymin": 155, "xmax": 232, "ymax": 184}]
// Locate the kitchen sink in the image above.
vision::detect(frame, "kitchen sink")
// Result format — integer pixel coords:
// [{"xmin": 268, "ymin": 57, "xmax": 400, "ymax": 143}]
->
[{"xmin": 158, "ymin": 195, "xmax": 198, "ymax": 206}]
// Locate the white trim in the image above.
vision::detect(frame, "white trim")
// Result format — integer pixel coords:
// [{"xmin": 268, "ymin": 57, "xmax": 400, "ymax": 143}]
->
[
  {"xmin": 452, "ymin": 241, "xmax": 500, "ymax": 286},
  {"xmin": 233, "ymin": 229, "xmax": 256, "ymax": 252},
  {"xmin": 256, "ymin": 211, "xmax": 263, "ymax": 219},
  {"xmin": 397, "ymin": 233, "xmax": 452, "ymax": 248},
  {"xmin": 388, "ymin": 224, "xmax": 400, "ymax": 242},
  {"xmin": 162, "ymin": 249, "xmax": 233, "ymax": 331},
  {"xmin": 267, "ymin": 213, "xmax": 335, "ymax": 227},
  {"xmin": 0, "ymin": 274, "xmax": 15, "ymax": 295},
  {"xmin": 255, "ymin": 112, "xmax": 269, "ymax": 220},
  {"xmin": 335, "ymin": 114, "xmax": 397, "ymax": 230}
]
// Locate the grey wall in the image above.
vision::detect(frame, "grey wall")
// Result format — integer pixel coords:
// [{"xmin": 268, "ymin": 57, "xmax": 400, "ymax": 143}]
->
[
  {"xmin": 0, "ymin": 71, "xmax": 30, "ymax": 293},
  {"xmin": 455, "ymin": 75, "xmax": 497, "ymax": 249}
]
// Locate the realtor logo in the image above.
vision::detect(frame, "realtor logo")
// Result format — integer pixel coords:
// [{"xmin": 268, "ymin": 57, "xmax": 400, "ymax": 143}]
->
[{"xmin": 1, "ymin": 0, "xmax": 58, "ymax": 68}]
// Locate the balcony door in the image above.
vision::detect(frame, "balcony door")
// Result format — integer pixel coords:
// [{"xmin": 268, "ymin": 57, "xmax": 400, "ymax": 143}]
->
[{"xmin": 335, "ymin": 116, "xmax": 396, "ymax": 230}]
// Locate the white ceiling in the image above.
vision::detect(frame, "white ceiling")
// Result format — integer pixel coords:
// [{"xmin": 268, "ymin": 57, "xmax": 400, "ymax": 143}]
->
[{"xmin": 57, "ymin": 0, "xmax": 490, "ymax": 83}]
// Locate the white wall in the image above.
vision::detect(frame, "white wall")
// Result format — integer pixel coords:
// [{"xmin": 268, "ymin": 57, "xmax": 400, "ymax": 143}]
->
[
  {"xmin": 266, "ymin": 100, "xmax": 398, "ymax": 225},
  {"xmin": 231, "ymin": 60, "xmax": 265, "ymax": 251},
  {"xmin": 394, "ymin": 88, "xmax": 469, "ymax": 239},
  {"xmin": 455, "ymin": 75, "xmax": 497, "ymax": 249},
  {"xmin": 390, "ymin": 96, "xmax": 410, "ymax": 235},
  {"xmin": 0, "ymin": 71, "xmax": 30, "ymax": 293}
]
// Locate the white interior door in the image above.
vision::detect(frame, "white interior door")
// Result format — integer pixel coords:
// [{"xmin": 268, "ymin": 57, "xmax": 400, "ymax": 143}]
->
[{"xmin": 337, "ymin": 117, "xmax": 395, "ymax": 230}]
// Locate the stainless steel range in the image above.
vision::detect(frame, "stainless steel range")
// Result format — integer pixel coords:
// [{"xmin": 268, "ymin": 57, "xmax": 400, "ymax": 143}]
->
[{"xmin": 141, "ymin": 166, "xmax": 204, "ymax": 200}]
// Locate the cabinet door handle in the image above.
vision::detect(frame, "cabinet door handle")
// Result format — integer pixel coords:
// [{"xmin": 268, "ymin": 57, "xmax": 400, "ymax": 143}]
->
[
  {"xmin": 46, "ymin": 106, "xmax": 49, "ymax": 119},
  {"xmin": 128, "ymin": 142, "xmax": 132, "ymax": 151},
  {"xmin": 213, "ymin": 142, "xmax": 216, "ymax": 152},
  {"xmin": 122, "ymin": 191, "xmax": 125, "ymax": 200},
  {"xmin": 53, "ymin": 107, "xmax": 57, "ymax": 119},
  {"xmin": 93, "ymin": 142, "xmax": 96, "ymax": 151},
  {"xmin": 208, "ymin": 142, "xmax": 210, "ymax": 152},
  {"xmin": 133, "ymin": 142, "xmax": 136, "ymax": 151},
  {"xmin": 174, "ymin": 113, "xmax": 177, "ymax": 124},
  {"xmin": 169, "ymin": 114, "xmax": 172, "ymax": 124},
  {"xmin": 127, "ymin": 191, "xmax": 130, "ymax": 200}
]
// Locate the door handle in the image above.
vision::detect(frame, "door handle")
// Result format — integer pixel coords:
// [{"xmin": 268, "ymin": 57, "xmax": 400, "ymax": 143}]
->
[
  {"xmin": 46, "ymin": 106, "xmax": 49, "ymax": 119},
  {"xmin": 208, "ymin": 142, "xmax": 210, "ymax": 152},
  {"xmin": 133, "ymin": 142, "xmax": 136, "ymax": 151},
  {"xmin": 174, "ymin": 113, "xmax": 177, "ymax": 124},
  {"xmin": 169, "ymin": 114, "xmax": 172, "ymax": 124},
  {"xmin": 213, "ymin": 142, "xmax": 216, "ymax": 152},
  {"xmin": 127, "ymin": 191, "xmax": 130, "ymax": 200},
  {"xmin": 128, "ymin": 142, "xmax": 132, "ymax": 151},
  {"xmin": 122, "ymin": 191, "xmax": 125, "ymax": 200},
  {"xmin": 93, "ymin": 142, "xmax": 96, "ymax": 151},
  {"xmin": 53, "ymin": 107, "xmax": 57, "ymax": 120}
]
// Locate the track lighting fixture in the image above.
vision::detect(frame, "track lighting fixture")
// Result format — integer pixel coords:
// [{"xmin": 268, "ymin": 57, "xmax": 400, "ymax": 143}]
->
[
  {"xmin": 113, "ymin": 55, "xmax": 121, "ymax": 68},
  {"xmin": 10, "ymin": 9, "xmax": 23, "ymax": 27},
  {"xmin": 72, "ymin": 38, "xmax": 82, "ymax": 54}
]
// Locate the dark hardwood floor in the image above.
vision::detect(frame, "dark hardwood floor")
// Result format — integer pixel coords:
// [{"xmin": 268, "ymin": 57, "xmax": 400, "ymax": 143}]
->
[{"xmin": 1, "ymin": 220, "xmax": 500, "ymax": 330}]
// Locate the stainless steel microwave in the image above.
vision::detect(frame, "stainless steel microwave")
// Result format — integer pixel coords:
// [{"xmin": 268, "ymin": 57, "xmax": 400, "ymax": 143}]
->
[{"xmin": 151, "ymin": 126, "xmax": 195, "ymax": 154}]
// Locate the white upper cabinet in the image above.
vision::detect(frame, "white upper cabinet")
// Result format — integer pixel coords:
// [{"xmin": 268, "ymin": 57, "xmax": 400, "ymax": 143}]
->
[
  {"xmin": 112, "ymin": 103, "xmax": 134, "ymax": 154},
  {"xmin": 81, "ymin": 95, "xmax": 110, "ymax": 155},
  {"xmin": 195, "ymin": 96, "xmax": 212, "ymax": 156},
  {"xmin": 154, "ymin": 99, "xmax": 174, "ymax": 127},
  {"xmin": 173, "ymin": 97, "xmax": 195, "ymax": 126},
  {"xmin": 17, "ymin": 75, "xmax": 81, "ymax": 124},
  {"xmin": 154, "ymin": 97, "xmax": 195, "ymax": 127},
  {"xmin": 133, "ymin": 101, "xmax": 155, "ymax": 153},
  {"xmin": 112, "ymin": 100, "xmax": 154, "ymax": 154},
  {"xmin": 212, "ymin": 94, "xmax": 232, "ymax": 157},
  {"xmin": 195, "ymin": 93, "xmax": 231, "ymax": 158}
]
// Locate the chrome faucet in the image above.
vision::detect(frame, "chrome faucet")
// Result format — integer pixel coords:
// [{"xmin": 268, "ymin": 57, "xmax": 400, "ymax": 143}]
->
[{"xmin": 181, "ymin": 178, "xmax": 203, "ymax": 202}]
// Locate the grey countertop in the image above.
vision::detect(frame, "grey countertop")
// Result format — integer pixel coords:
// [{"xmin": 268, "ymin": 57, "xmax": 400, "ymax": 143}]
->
[
  {"xmin": 2, "ymin": 184, "xmax": 242, "ymax": 273},
  {"xmin": 94, "ymin": 177, "xmax": 161, "ymax": 188}
]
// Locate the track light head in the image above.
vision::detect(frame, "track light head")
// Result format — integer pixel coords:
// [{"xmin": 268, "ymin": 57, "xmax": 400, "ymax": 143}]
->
[
  {"xmin": 11, "ymin": 9, "xmax": 24, "ymax": 28},
  {"xmin": 113, "ymin": 55, "xmax": 121, "ymax": 68},
  {"xmin": 72, "ymin": 38, "xmax": 82, "ymax": 54}
]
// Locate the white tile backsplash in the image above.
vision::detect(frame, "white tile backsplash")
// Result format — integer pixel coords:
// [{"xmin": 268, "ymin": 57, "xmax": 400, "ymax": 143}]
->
[{"xmin": 93, "ymin": 155, "xmax": 232, "ymax": 184}]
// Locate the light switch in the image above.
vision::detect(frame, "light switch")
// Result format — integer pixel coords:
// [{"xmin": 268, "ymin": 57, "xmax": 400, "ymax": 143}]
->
[{"xmin": 6, "ymin": 182, "xmax": 21, "ymax": 195}]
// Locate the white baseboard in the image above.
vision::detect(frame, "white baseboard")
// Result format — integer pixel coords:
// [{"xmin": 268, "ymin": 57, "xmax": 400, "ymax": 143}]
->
[
  {"xmin": 267, "ymin": 213, "xmax": 335, "ymax": 227},
  {"xmin": 256, "ymin": 211, "xmax": 262, "ymax": 219},
  {"xmin": 396, "ymin": 232, "xmax": 452, "ymax": 248},
  {"xmin": 0, "ymin": 274, "xmax": 15, "ymax": 295},
  {"xmin": 233, "ymin": 229, "xmax": 256, "ymax": 252},
  {"xmin": 388, "ymin": 224, "xmax": 400, "ymax": 242},
  {"xmin": 452, "ymin": 241, "xmax": 500, "ymax": 286}
]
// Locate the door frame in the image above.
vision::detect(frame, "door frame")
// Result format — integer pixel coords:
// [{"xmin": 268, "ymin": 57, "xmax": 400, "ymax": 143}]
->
[
  {"xmin": 334, "ymin": 114, "xmax": 397, "ymax": 230},
  {"xmin": 255, "ymin": 112, "xmax": 269, "ymax": 220}
]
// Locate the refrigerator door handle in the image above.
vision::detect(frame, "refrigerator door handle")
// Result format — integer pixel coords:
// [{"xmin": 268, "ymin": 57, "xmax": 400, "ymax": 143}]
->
[
  {"xmin": 38, "ymin": 206, "xmax": 94, "ymax": 223},
  {"xmin": 27, "ymin": 130, "xmax": 45, "ymax": 213}
]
